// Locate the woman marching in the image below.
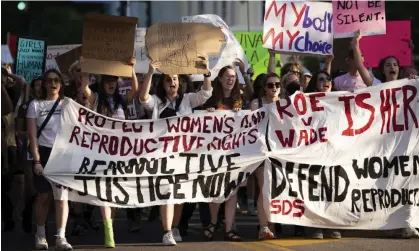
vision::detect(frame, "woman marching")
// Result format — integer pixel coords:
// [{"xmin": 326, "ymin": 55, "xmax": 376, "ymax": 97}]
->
[
  {"xmin": 27, "ymin": 69, "xmax": 73, "ymax": 250},
  {"xmin": 80, "ymin": 56, "xmax": 139, "ymax": 248},
  {"xmin": 138, "ymin": 58, "xmax": 213, "ymax": 246}
]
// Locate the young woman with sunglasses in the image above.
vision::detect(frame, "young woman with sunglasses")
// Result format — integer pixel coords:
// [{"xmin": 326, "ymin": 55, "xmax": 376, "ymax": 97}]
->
[
  {"xmin": 27, "ymin": 69, "xmax": 73, "ymax": 251},
  {"xmin": 81, "ymin": 57, "xmax": 138, "ymax": 248},
  {"xmin": 248, "ymin": 72, "xmax": 281, "ymax": 240},
  {"xmin": 138, "ymin": 59, "xmax": 212, "ymax": 246}
]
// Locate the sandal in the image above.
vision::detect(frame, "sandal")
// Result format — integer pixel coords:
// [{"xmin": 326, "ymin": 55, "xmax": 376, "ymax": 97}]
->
[
  {"xmin": 204, "ymin": 223, "xmax": 217, "ymax": 241},
  {"xmin": 224, "ymin": 230, "xmax": 242, "ymax": 242}
]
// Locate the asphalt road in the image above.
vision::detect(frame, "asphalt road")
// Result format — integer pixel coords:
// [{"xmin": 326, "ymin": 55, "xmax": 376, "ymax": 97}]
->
[{"xmin": 2, "ymin": 207, "xmax": 418, "ymax": 251}]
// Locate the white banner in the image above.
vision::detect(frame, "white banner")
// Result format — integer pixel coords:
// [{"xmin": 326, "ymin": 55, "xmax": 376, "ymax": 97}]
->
[
  {"xmin": 263, "ymin": 0, "xmax": 333, "ymax": 55},
  {"xmin": 44, "ymin": 100, "xmax": 267, "ymax": 207},
  {"xmin": 182, "ymin": 14, "xmax": 249, "ymax": 83},
  {"xmin": 44, "ymin": 79, "xmax": 419, "ymax": 229},
  {"xmin": 264, "ymin": 79, "xmax": 419, "ymax": 229}
]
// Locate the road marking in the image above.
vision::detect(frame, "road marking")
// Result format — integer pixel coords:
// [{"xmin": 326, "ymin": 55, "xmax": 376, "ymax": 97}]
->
[{"xmin": 265, "ymin": 238, "xmax": 353, "ymax": 247}]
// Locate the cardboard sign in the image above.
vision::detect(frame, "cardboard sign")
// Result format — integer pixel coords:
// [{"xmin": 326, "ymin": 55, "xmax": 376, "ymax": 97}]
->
[
  {"xmin": 360, "ymin": 20, "xmax": 412, "ymax": 68},
  {"xmin": 55, "ymin": 46, "xmax": 82, "ymax": 80},
  {"xmin": 182, "ymin": 14, "xmax": 248, "ymax": 83},
  {"xmin": 1, "ymin": 45, "xmax": 14, "ymax": 64},
  {"xmin": 46, "ymin": 44, "xmax": 81, "ymax": 71},
  {"xmin": 263, "ymin": 0, "xmax": 333, "ymax": 55},
  {"xmin": 333, "ymin": 0, "xmax": 386, "ymax": 39},
  {"xmin": 145, "ymin": 23, "xmax": 225, "ymax": 75},
  {"xmin": 15, "ymin": 37, "xmax": 47, "ymax": 82},
  {"xmin": 134, "ymin": 28, "xmax": 150, "ymax": 73},
  {"xmin": 234, "ymin": 32, "xmax": 281, "ymax": 79},
  {"xmin": 81, "ymin": 13, "xmax": 138, "ymax": 77}
]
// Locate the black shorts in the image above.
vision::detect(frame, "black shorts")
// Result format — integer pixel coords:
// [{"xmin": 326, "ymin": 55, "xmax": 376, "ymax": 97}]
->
[{"xmin": 33, "ymin": 146, "xmax": 53, "ymax": 194}]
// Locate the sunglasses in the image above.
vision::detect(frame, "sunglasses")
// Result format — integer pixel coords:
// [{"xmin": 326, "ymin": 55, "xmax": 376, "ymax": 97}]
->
[
  {"xmin": 46, "ymin": 78, "xmax": 61, "ymax": 84},
  {"xmin": 265, "ymin": 82, "xmax": 280, "ymax": 89},
  {"xmin": 318, "ymin": 76, "xmax": 332, "ymax": 83}
]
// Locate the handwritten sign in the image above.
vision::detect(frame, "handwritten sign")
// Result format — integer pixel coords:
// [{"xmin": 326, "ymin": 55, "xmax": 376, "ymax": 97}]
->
[
  {"xmin": 15, "ymin": 37, "xmax": 47, "ymax": 82},
  {"xmin": 333, "ymin": 0, "xmax": 386, "ymax": 39},
  {"xmin": 145, "ymin": 23, "xmax": 225, "ymax": 75},
  {"xmin": 263, "ymin": 0, "xmax": 333, "ymax": 55},
  {"xmin": 234, "ymin": 32, "xmax": 281, "ymax": 80},
  {"xmin": 360, "ymin": 20, "xmax": 411, "ymax": 68},
  {"xmin": 81, "ymin": 13, "xmax": 138, "ymax": 77},
  {"xmin": 182, "ymin": 14, "xmax": 248, "ymax": 83}
]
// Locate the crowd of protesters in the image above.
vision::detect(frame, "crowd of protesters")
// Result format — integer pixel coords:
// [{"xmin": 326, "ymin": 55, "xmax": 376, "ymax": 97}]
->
[{"xmin": 2, "ymin": 30, "xmax": 419, "ymax": 250}]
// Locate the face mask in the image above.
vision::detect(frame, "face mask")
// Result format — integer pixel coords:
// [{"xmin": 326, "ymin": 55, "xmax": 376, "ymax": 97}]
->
[{"xmin": 286, "ymin": 81, "xmax": 301, "ymax": 95}]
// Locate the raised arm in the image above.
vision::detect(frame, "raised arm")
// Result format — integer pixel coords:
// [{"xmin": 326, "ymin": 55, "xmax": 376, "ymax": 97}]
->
[
  {"xmin": 78, "ymin": 57, "xmax": 96, "ymax": 105},
  {"xmin": 126, "ymin": 57, "xmax": 138, "ymax": 103},
  {"xmin": 138, "ymin": 61, "xmax": 160, "ymax": 102},
  {"xmin": 351, "ymin": 31, "xmax": 373, "ymax": 86},
  {"xmin": 324, "ymin": 55, "xmax": 333, "ymax": 75},
  {"xmin": 234, "ymin": 58, "xmax": 253, "ymax": 103},
  {"xmin": 268, "ymin": 49, "xmax": 276, "ymax": 73}
]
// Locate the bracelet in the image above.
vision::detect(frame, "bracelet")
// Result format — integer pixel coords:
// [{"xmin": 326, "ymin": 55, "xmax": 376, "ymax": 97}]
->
[
  {"xmin": 33, "ymin": 160, "xmax": 41, "ymax": 164},
  {"xmin": 203, "ymin": 72, "xmax": 211, "ymax": 78}
]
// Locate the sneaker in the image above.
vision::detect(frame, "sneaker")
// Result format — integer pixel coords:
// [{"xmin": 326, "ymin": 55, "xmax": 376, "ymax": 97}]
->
[
  {"xmin": 35, "ymin": 234, "xmax": 48, "ymax": 250},
  {"xmin": 312, "ymin": 229, "xmax": 324, "ymax": 239},
  {"xmin": 258, "ymin": 226, "xmax": 275, "ymax": 240},
  {"xmin": 162, "ymin": 231, "xmax": 177, "ymax": 246},
  {"xmin": 400, "ymin": 227, "xmax": 419, "ymax": 239},
  {"xmin": 172, "ymin": 228, "xmax": 183, "ymax": 242},
  {"xmin": 55, "ymin": 237, "xmax": 73, "ymax": 251},
  {"xmin": 330, "ymin": 230, "xmax": 341, "ymax": 239}
]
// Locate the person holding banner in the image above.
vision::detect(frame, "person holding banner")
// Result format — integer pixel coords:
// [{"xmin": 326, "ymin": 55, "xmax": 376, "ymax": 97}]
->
[
  {"xmin": 26, "ymin": 69, "xmax": 73, "ymax": 251},
  {"xmin": 138, "ymin": 58, "xmax": 213, "ymax": 246},
  {"xmin": 249, "ymin": 72, "xmax": 280, "ymax": 240},
  {"xmin": 80, "ymin": 56, "xmax": 138, "ymax": 248},
  {"xmin": 203, "ymin": 65, "xmax": 244, "ymax": 242},
  {"xmin": 376, "ymin": 56, "xmax": 401, "ymax": 84}
]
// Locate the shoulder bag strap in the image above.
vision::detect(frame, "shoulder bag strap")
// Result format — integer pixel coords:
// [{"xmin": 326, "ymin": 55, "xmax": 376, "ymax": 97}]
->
[{"xmin": 37, "ymin": 99, "xmax": 61, "ymax": 138}]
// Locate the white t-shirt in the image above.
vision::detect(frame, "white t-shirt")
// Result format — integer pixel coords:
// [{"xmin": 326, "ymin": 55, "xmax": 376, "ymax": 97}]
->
[
  {"xmin": 26, "ymin": 99, "xmax": 63, "ymax": 148},
  {"xmin": 334, "ymin": 73, "xmax": 381, "ymax": 92}
]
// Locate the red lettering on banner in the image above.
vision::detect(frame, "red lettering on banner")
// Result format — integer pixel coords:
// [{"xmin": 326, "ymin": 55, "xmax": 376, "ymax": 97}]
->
[
  {"xmin": 275, "ymin": 98, "xmax": 294, "ymax": 119},
  {"xmin": 293, "ymin": 93, "xmax": 307, "ymax": 115},
  {"xmin": 287, "ymin": 30, "xmax": 300, "ymax": 50},
  {"xmin": 270, "ymin": 199, "xmax": 305, "ymax": 218},
  {"xmin": 308, "ymin": 93, "xmax": 325, "ymax": 112},
  {"xmin": 380, "ymin": 85, "xmax": 418, "ymax": 134},
  {"xmin": 275, "ymin": 130, "xmax": 295, "ymax": 147},
  {"xmin": 339, "ymin": 94, "xmax": 374, "ymax": 136}
]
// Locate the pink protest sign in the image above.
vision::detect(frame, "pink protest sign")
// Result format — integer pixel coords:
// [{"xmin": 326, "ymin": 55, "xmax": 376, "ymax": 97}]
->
[
  {"xmin": 333, "ymin": 0, "xmax": 386, "ymax": 39},
  {"xmin": 360, "ymin": 20, "xmax": 411, "ymax": 68}
]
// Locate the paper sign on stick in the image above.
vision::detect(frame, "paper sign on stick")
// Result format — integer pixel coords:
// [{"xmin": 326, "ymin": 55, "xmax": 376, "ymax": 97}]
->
[
  {"xmin": 263, "ymin": 0, "xmax": 333, "ymax": 55},
  {"xmin": 234, "ymin": 31, "xmax": 281, "ymax": 80},
  {"xmin": 333, "ymin": 0, "xmax": 386, "ymax": 39},
  {"xmin": 55, "ymin": 46, "xmax": 82, "ymax": 80},
  {"xmin": 145, "ymin": 23, "xmax": 225, "ymax": 75},
  {"xmin": 15, "ymin": 37, "xmax": 47, "ymax": 82},
  {"xmin": 81, "ymin": 13, "xmax": 138, "ymax": 77},
  {"xmin": 360, "ymin": 20, "xmax": 411, "ymax": 68}
]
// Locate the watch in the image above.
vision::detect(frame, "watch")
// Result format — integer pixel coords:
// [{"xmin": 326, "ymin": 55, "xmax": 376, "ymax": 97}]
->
[{"xmin": 203, "ymin": 72, "xmax": 211, "ymax": 78}]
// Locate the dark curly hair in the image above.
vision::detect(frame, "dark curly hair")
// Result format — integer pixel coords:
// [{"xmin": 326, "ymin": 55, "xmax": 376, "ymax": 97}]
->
[
  {"xmin": 96, "ymin": 75, "xmax": 126, "ymax": 118},
  {"xmin": 305, "ymin": 71, "xmax": 335, "ymax": 93}
]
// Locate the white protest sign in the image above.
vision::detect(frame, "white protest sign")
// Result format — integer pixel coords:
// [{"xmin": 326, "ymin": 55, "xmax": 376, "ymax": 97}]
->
[
  {"xmin": 46, "ymin": 44, "xmax": 81, "ymax": 71},
  {"xmin": 134, "ymin": 28, "xmax": 150, "ymax": 73},
  {"xmin": 263, "ymin": 0, "xmax": 333, "ymax": 55},
  {"xmin": 182, "ymin": 14, "xmax": 249, "ymax": 83},
  {"xmin": 44, "ymin": 79, "xmax": 419, "ymax": 229},
  {"xmin": 264, "ymin": 79, "xmax": 419, "ymax": 229}
]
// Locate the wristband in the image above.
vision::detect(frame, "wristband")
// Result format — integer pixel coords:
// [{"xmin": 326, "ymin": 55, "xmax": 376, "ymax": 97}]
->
[
  {"xmin": 33, "ymin": 160, "xmax": 41, "ymax": 164},
  {"xmin": 203, "ymin": 72, "xmax": 211, "ymax": 78}
]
